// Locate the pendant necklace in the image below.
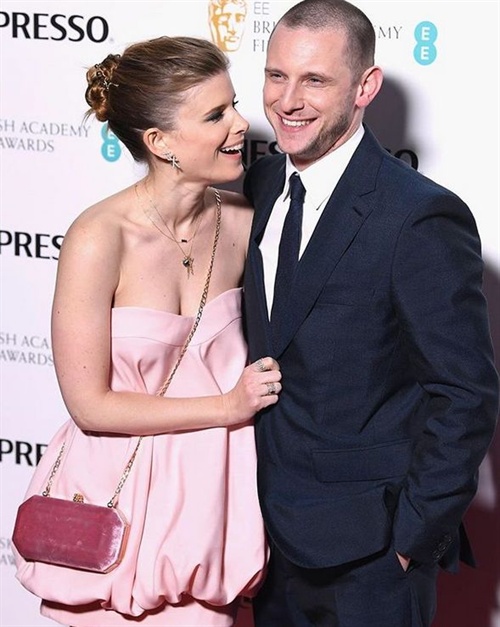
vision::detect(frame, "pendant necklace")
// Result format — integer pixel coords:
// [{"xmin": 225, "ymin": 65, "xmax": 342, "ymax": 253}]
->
[{"xmin": 136, "ymin": 182, "xmax": 204, "ymax": 278}]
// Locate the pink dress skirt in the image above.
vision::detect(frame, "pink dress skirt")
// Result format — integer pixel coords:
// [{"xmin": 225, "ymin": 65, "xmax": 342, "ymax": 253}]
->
[{"xmin": 14, "ymin": 288, "xmax": 268, "ymax": 625}]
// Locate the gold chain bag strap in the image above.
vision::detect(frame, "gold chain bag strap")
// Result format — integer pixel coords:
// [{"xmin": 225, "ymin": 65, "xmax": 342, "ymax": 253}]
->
[{"xmin": 12, "ymin": 190, "xmax": 222, "ymax": 574}]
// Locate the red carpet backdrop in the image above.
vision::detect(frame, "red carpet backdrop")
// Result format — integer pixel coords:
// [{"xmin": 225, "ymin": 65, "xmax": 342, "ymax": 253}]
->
[{"xmin": 1, "ymin": 1, "xmax": 499, "ymax": 625}]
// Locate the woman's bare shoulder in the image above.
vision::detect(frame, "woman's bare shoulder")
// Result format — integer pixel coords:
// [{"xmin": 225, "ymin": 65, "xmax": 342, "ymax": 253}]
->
[
  {"xmin": 66, "ymin": 185, "xmax": 136, "ymax": 234},
  {"xmin": 61, "ymin": 186, "xmax": 135, "ymax": 260}
]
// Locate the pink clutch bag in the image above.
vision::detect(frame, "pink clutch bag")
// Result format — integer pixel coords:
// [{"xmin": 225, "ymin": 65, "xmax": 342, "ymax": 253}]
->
[
  {"xmin": 12, "ymin": 437, "xmax": 137, "ymax": 574},
  {"xmin": 13, "ymin": 494, "xmax": 130, "ymax": 573}
]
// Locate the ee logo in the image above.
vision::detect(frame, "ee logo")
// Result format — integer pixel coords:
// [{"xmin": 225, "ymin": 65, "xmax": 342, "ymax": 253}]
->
[
  {"xmin": 101, "ymin": 124, "xmax": 121, "ymax": 162},
  {"xmin": 414, "ymin": 21, "xmax": 437, "ymax": 65}
]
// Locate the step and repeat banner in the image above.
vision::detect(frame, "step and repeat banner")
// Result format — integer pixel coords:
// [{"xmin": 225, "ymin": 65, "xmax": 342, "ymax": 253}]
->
[{"xmin": 1, "ymin": 1, "xmax": 499, "ymax": 626}]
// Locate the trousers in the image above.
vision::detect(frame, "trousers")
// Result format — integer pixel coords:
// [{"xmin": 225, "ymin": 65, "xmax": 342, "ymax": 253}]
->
[{"xmin": 254, "ymin": 543, "xmax": 439, "ymax": 627}]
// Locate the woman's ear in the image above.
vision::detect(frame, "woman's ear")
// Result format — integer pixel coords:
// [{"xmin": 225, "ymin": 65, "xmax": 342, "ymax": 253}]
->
[{"xmin": 142, "ymin": 127, "xmax": 170, "ymax": 159}]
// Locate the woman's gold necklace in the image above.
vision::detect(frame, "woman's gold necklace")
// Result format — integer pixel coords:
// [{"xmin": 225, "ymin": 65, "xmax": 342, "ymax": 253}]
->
[{"xmin": 136, "ymin": 182, "xmax": 205, "ymax": 278}]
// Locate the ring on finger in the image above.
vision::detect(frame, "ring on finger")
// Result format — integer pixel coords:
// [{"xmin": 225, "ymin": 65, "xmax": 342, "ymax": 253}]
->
[
  {"xmin": 257, "ymin": 358, "xmax": 267, "ymax": 372},
  {"xmin": 266, "ymin": 382, "xmax": 276, "ymax": 395}
]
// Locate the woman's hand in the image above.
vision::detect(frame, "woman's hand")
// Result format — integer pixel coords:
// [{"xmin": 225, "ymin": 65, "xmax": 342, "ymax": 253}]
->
[{"xmin": 222, "ymin": 356, "xmax": 282, "ymax": 426}]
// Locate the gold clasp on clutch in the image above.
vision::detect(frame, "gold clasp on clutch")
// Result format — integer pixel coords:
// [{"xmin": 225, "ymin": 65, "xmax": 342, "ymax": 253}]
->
[{"xmin": 73, "ymin": 493, "xmax": 85, "ymax": 503}]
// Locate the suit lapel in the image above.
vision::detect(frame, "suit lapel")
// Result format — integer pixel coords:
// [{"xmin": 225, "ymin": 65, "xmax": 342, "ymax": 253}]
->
[
  {"xmin": 272, "ymin": 129, "xmax": 383, "ymax": 356},
  {"xmin": 245, "ymin": 158, "xmax": 286, "ymax": 357},
  {"xmin": 245, "ymin": 239, "xmax": 272, "ymax": 355},
  {"xmin": 273, "ymin": 189, "xmax": 373, "ymax": 356},
  {"xmin": 251, "ymin": 161, "xmax": 286, "ymax": 245}
]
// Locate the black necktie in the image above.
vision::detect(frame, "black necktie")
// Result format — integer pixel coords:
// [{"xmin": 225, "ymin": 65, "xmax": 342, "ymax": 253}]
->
[{"xmin": 271, "ymin": 173, "xmax": 306, "ymax": 324}]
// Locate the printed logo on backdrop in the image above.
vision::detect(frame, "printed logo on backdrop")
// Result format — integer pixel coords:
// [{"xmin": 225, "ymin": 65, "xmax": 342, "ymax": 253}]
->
[
  {"xmin": 0, "ymin": 10, "xmax": 109, "ymax": 42},
  {"xmin": 1, "ymin": 537, "xmax": 16, "ymax": 567},
  {"xmin": 414, "ymin": 21, "xmax": 438, "ymax": 65},
  {"xmin": 207, "ymin": 1, "xmax": 277, "ymax": 54},
  {"xmin": 372, "ymin": 20, "xmax": 438, "ymax": 66},
  {"xmin": 0, "ymin": 438, "xmax": 47, "ymax": 466},
  {"xmin": 0, "ymin": 229, "xmax": 63, "ymax": 259},
  {"xmin": 1, "ymin": 436, "xmax": 48, "ymax": 567},
  {"xmin": 0, "ymin": 118, "xmax": 90, "ymax": 154},
  {"xmin": 101, "ymin": 124, "xmax": 122, "ymax": 162},
  {"xmin": 0, "ymin": 331, "xmax": 54, "ymax": 366},
  {"xmin": 209, "ymin": 0, "xmax": 248, "ymax": 52}
]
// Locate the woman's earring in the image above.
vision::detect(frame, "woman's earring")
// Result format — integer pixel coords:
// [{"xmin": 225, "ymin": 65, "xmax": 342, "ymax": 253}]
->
[{"xmin": 163, "ymin": 151, "xmax": 181, "ymax": 170}]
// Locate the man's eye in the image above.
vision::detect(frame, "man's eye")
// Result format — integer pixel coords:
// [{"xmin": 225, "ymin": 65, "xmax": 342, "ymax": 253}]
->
[{"xmin": 267, "ymin": 72, "xmax": 284, "ymax": 81}]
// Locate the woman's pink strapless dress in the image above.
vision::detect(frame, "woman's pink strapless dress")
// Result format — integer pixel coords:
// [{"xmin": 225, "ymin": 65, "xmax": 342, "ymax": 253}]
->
[{"xmin": 14, "ymin": 288, "xmax": 268, "ymax": 624}]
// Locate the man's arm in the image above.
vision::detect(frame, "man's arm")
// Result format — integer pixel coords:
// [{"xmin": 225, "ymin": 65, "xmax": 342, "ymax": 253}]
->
[{"xmin": 390, "ymin": 191, "xmax": 499, "ymax": 566}]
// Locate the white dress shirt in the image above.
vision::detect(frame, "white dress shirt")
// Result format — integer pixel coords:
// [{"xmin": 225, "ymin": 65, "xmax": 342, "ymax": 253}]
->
[{"xmin": 260, "ymin": 124, "xmax": 365, "ymax": 316}]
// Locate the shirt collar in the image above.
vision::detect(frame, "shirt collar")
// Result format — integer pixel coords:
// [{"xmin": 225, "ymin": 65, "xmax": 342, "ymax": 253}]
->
[{"xmin": 284, "ymin": 124, "xmax": 365, "ymax": 208}]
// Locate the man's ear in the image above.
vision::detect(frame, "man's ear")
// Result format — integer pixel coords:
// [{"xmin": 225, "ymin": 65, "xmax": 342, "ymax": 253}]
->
[{"xmin": 355, "ymin": 66, "xmax": 383, "ymax": 108}]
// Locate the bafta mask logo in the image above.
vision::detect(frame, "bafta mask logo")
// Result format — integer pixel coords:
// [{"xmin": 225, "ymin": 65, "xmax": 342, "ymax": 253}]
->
[{"xmin": 208, "ymin": 0, "xmax": 248, "ymax": 52}]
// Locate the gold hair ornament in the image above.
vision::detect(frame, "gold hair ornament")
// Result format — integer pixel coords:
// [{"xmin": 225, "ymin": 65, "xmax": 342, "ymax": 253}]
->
[{"xmin": 94, "ymin": 63, "xmax": 118, "ymax": 91}]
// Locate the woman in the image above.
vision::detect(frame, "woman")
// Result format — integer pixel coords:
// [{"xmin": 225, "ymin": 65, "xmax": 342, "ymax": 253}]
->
[{"xmin": 14, "ymin": 36, "xmax": 280, "ymax": 626}]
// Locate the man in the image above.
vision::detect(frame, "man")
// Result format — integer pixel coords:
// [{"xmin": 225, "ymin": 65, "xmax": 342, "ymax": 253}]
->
[{"xmin": 242, "ymin": 1, "xmax": 499, "ymax": 625}]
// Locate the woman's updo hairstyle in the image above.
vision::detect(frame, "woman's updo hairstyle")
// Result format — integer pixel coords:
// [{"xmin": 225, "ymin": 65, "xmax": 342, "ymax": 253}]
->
[
  {"xmin": 85, "ymin": 36, "xmax": 230, "ymax": 163},
  {"xmin": 85, "ymin": 54, "xmax": 121, "ymax": 123}
]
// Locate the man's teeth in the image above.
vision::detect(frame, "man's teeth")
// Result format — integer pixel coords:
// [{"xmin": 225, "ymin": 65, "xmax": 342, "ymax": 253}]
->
[{"xmin": 282, "ymin": 119, "xmax": 310, "ymax": 127}]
